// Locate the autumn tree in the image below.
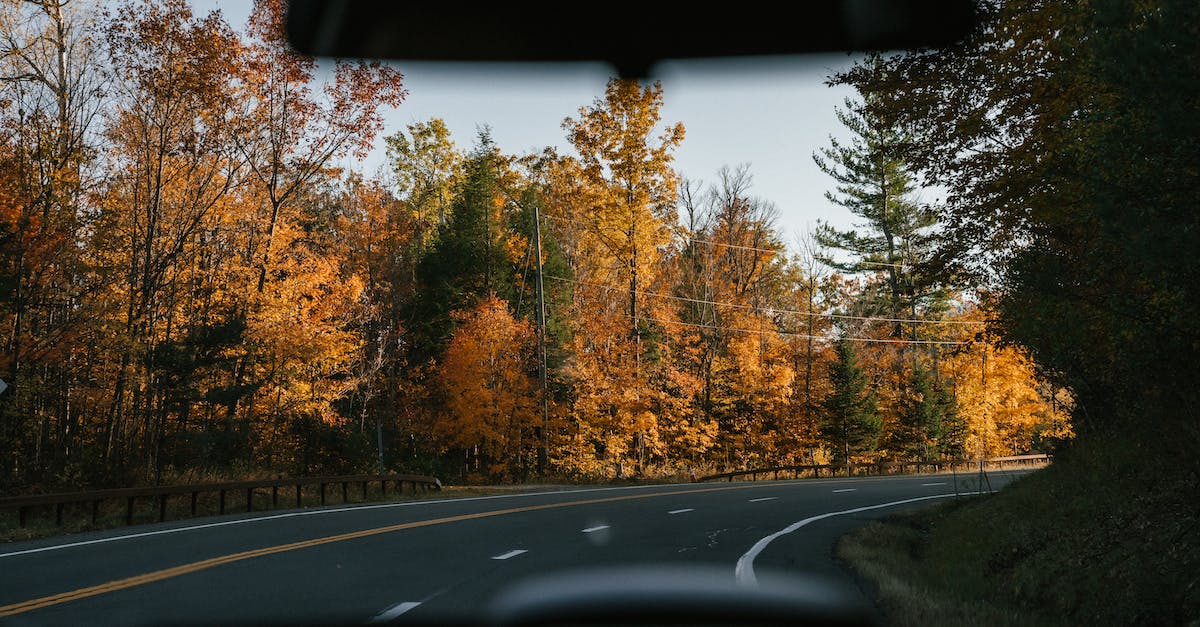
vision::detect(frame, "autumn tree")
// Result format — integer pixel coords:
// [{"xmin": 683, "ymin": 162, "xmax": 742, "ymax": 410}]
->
[
  {"xmin": 437, "ymin": 296, "xmax": 536, "ymax": 480},
  {"xmin": 0, "ymin": 0, "xmax": 104, "ymax": 487},
  {"xmin": 89, "ymin": 0, "xmax": 242, "ymax": 476},
  {"xmin": 385, "ymin": 117, "xmax": 462, "ymax": 249},
  {"xmin": 557, "ymin": 78, "xmax": 685, "ymax": 476},
  {"xmin": 563, "ymin": 78, "xmax": 684, "ymax": 339},
  {"xmin": 219, "ymin": 0, "xmax": 405, "ymax": 462}
]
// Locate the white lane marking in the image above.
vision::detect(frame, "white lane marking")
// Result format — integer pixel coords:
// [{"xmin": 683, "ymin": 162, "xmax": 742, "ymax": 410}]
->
[
  {"xmin": 922, "ymin": 482, "xmax": 948, "ymax": 486},
  {"xmin": 369, "ymin": 601, "xmax": 421, "ymax": 623},
  {"xmin": 748, "ymin": 497, "xmax": 778, "ymax": 502},
  {"xmin": 735, "ymin": 492, "xmax": 982, "ymax": 586},
  {"xmin": 0, "ymin": 483, "xmax": 701, "ymax": 560},
  {"xmin": 668, "ymin": 508, "xmax": 694, "ymax": 514},
  {"xmin": 491, "ymin": 549, "xmax": 528, "ymax": 560},
  {"xmin": 581, "ymin": 525, "xmax": 610, "ymax": 533},
  {"xmin": 832, "ymin": 488, "xmax": 857, "ymax": 493}
]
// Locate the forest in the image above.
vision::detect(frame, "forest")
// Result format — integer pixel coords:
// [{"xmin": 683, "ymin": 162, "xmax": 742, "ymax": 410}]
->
[{"xmin": 0, "ymin": 0, "xmax": 1080, "ymax": 491}]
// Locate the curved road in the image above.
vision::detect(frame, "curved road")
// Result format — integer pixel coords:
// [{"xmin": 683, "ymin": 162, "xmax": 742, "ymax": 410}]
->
[{"xmin": 0, "ymin": 471, "xmax": 1030, "ymax": 625}]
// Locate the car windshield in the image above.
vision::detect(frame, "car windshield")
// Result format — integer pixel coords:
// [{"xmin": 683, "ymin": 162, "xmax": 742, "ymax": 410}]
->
[{"xmin": 1, "ymin": 1, "xmax": 1196, "ymax": 626}]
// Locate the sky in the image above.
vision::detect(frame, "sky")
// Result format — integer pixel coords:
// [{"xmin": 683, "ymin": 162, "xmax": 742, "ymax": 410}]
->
[{"xmin": 194, "ymin": 1, "xmax": 865, "ymax": 251}]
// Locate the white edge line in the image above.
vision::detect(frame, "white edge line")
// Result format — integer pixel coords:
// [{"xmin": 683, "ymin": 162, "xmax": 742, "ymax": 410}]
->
[
  {"xmin": 748, "ymin": 497, "xmax": 778, "ymax": 502},
  {"xmin": 922, "ymin": 482, "xmax": 949, "ymax": 486},
  {"xmin": 667, "ymin": 508, "xmax": 694, "ymax": 514},
  {"xmin": 491, "ymin": 549, "xmax": 527, "ymax": 560},
  {"xmin": 369, "ymin": 601, "xmax": 421, "ymax": 623},
  {"xmin": 832, "ymin": 488, "xmax": 857, "ymax": 493},
  {"xmin": 0, "ymin": 482, "xmax": 701, "ymax": 560},
  {"xmin": 581, "ymin": 525, "xmax": 610, "ymax": 533},
  {"xmin": 734, "ymin": 492, "xmax": 983, "ymax": 587}
]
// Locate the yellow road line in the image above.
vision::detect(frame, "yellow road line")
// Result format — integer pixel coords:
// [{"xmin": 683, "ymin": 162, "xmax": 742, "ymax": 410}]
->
[{"xmin": 0, "ymin": 484, "xmax": 750, "ymax": 618}]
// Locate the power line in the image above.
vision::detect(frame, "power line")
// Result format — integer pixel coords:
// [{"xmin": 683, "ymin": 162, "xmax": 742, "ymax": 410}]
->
[
  {"xmin": 627, "ymin": 311, "xmax": 969, "ymax": 346},
  {"xmin": 543, "ymin": 212, "xmax": 923, "ymax": 272},
  {"xmin": 543, "ymin": 274, "xmax": 985, "ymax": 327}
]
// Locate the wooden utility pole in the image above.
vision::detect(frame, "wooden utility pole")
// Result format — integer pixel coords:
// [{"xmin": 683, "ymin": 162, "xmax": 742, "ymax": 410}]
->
[{"xmin": 533, "ymin": 204, "xmax": 549, "ymax": 474}]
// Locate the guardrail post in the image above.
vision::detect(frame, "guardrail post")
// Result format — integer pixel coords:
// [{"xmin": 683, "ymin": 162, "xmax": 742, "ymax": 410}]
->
[
  {"xmin": 381, "ymin": 479, "xmax": 387, "ymax": 497},
  {"xmin": 341, "ymin": 481, "xmax": 348, "ymax": 503},
  {"xmin": 191, "ymin": 492, "xmax": 198, "ymax": 516},
  {"xmin": 18, "ymin": 505, "xmax": 27, "ymax": 528},
  {"xmin": 272, "ymin": 485, "xmax": 278, "ymax": 507},
  {"xmin": 295, "ymin": 483, "xmax": 302, "ymax": 508},
  {"xmin": 92, "ymin": 500, "xmax": 100, "ymax": 525},
  {"xmin": 159, "ymin": 494, "xmax": 168, "ymax": 522},
  {"xmin": 245, "ymin": 488, "xmax": 253, "ymax": 512},
  {"xmin": 320, "ymin": 482, "xmax": 326, "ymax": 506},
  {"xmin": 219, "ymin": 490, "xmax": 226, "ymax": 515},
  {"xmin": 55, "ymin": 502, "xmax": 64, "ymax": 526},
  {"xmin": 362, "ymin": 480, "xmax": 368, "ymax": 500},
  {"xmin": 126, "ymin": 496, "xmax": 135, "ymax": 525}
]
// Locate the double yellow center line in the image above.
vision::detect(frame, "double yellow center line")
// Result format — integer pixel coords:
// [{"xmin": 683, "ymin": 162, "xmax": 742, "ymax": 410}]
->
[{"xmin": 0, "ymin": 484, "xmax": 747, "ymax": 618}]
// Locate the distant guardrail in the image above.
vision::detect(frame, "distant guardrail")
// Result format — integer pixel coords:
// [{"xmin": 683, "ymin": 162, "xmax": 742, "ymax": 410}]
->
[
  {"xmin": 696, "ymin": 454, "xmax": 1051, "ymax": 483},
  {"xmin": 0, "ymin": 473, "xmax": 441, "ymax": 529}
]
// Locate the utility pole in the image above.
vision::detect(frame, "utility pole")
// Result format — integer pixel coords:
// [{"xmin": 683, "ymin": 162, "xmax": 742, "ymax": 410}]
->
[{"xmin": 533, "ymin": 204, "xmax": 549, "ymax": 474}]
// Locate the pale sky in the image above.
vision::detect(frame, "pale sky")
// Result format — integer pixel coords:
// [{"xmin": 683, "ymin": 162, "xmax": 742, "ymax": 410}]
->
[{"xmin": 194, "ymin": 1, "xmax": 865, "ymax": 249}]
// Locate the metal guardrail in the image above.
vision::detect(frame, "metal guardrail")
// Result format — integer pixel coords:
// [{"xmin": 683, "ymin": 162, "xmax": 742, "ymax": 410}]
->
[
  {"xmin": 696, "ymin": 454, "xmax": 1051, "ymax": 483},
  {"xmin": 1, "ymin": 473, "xmax": 442, "ymax": 529}
]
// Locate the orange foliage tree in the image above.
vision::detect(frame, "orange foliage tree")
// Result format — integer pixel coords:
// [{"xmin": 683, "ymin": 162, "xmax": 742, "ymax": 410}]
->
[{"xmin": 436, "ymin": 296, "xmax": 537, "ymax": 480}]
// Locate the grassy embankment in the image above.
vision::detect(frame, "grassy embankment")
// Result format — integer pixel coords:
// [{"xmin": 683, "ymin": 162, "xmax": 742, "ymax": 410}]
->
[{"xmin": 838, "ymin": 435, "xmax": 1199, "ymax": 625}]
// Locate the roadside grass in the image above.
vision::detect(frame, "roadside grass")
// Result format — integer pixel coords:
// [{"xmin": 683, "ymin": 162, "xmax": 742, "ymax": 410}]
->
[{"xmin": 838, "ymin": 436, "xmax": 1199, "ymax": 625}]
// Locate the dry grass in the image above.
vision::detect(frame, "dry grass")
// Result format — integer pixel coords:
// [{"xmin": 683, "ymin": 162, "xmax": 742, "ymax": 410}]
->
[{"xmin": 837, "ymin": 436, "xmax": 1199, "ymax": 625}]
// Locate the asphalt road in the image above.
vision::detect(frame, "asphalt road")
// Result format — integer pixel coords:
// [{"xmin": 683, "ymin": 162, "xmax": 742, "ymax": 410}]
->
[{"xmin": 0, "ymin": 470, "xmax": 1032, "ymax": 625}]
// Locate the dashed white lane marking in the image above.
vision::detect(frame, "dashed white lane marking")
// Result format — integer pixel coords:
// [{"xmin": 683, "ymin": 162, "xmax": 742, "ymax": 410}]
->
[
  {"xmin": 369, "ymin": 601, "xmax": 421, "ymax": 623},
  {"xmin": 832, "ymin": 488, "xmax": 857, "ymax": 493},
  {"xmin": 491, "ymin": 549, "xmax": 527, "ymax": 560},
  {"xmin": 922, "ymin": 482, "xmax": 948, "ymax": 486},
  {"xmin": 748, "ymin": 497, "xmax": 778, "ymax": 502},
  {"xmin": 668, "ymin": 508, "xmax": 694, "ymax": 514},
  {"xmin": 735, "ymin": 492, "xmax": 982, "ymax": 586},
  {"xmin": 581, "ymin": 525, "xmax": 610, "ymax": 533}
]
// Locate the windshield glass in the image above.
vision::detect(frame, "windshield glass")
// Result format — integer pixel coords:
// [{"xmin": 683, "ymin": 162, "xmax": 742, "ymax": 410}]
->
[{"xmin": 2, "ymin": 1, "xmax": 1195, "ymax": 625}]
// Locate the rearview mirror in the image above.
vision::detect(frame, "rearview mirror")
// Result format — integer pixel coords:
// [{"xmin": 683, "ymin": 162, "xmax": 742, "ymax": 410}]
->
[{"xmin": 285, "ymin": 0, "xmax": 977, "ymax": 78}]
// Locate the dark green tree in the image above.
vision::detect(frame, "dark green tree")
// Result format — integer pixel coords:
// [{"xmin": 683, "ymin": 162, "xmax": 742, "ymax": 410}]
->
[
  {"xmin": 407, "ymin": 129, "xmax": 518, "ymax": 361},
  {"xmin": 829, "ymin": 1, "xmax": 1200, "ymax": 455},
  {"xmin": 820, "ymin": 340, "xmax": 880, "ymax": 464},
  {"xmin": 889, "ymin": 364, "xmax": 962, "ymax": 462},
  {"xmin": 813, "ymin": 92, "xmax": 947, "ymax": 338}
]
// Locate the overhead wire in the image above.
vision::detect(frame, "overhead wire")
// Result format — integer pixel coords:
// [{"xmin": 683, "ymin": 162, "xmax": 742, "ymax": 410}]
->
[
  {"xmin": 542, "ymin": 274, "xmax": 985, "ymax": 327},
  {"xmin": 541, "ymin": 212, "xmax": 911, "ymax": 268}
]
